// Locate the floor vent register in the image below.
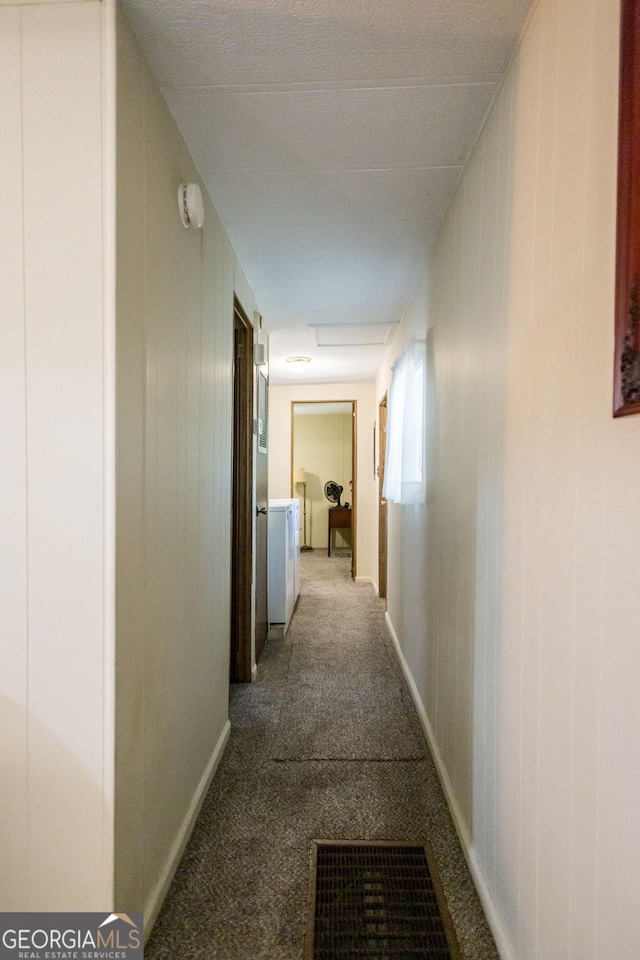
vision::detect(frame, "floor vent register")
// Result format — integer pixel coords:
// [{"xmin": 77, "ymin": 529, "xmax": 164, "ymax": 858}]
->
[{"xmin": 305, "ymin": 841, "xmax": 463, "ymax": 959}]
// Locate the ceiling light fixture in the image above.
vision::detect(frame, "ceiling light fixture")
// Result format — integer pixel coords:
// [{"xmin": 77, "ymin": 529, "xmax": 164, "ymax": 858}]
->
[{"xmin": 285, "ymin": 356, "xmax": 312, "ymax": 365}]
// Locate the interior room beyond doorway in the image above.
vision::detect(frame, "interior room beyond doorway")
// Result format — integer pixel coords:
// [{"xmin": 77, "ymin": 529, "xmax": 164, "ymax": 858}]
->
[{"xmin": 291, "ymin": 401, "xmax": 355, "ymax": 573}]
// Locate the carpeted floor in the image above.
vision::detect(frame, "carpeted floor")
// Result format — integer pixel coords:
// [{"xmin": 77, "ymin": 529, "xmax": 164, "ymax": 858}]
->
[{"xmin": 145, "ymin": 552, "xmax": 499, "ymax": 960}]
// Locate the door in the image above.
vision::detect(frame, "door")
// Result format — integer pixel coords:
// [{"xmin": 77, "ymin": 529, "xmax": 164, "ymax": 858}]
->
[
  {"xmin": 230, "ymin": 303, "xmax": 253, "ymax": 682},
  {"xmin": 254, "ymin": 367, "xmax": 268, "ymax": 662},
  {"xmin": 378, "ymin": 394, "xmax": 388, "ymax": 600}
]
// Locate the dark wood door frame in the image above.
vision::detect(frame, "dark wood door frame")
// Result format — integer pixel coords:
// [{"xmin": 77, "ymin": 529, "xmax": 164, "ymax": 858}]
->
[
  {"xmin": 254, "ymin": 367, "xmax": 268, "ymax": 664},
  {"xmin": 230, "ymin": 299, "xmax": 254, "ymax": 682},
  {"xmin": 350, "ymin": 402, "xmax": 357, "ymax": 580},
  {"xmin": 378, "ymin": 394, "xmax": 388, "ymax": 601},
  {"xmin": 614, "ymin": 0, "xmax": 640, "ymax": 415}
]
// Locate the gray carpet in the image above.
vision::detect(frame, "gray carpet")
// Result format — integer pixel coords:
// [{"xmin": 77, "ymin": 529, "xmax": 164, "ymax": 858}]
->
[
  {"xmin": 145, "ymin": 552, "xmax": 499, "ymax": 960},
  {"xmin": 270, "ymin": 577, "xmax": 426, "ymax": 761}
]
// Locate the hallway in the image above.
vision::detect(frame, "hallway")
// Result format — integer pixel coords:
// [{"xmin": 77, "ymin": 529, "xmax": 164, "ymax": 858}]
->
[
  {"xmin": 3, "ymin": 2, "xmax": 635, "ymax": 953},
  {"xmin": 146, "ymin": 553, "xmax": 498, "ymax": 959}
]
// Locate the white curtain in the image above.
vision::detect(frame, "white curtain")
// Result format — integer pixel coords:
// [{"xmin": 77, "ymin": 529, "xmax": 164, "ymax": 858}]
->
[{"xmin": 383, "ymin": 337, "xmax": 427, "ymax": 505}]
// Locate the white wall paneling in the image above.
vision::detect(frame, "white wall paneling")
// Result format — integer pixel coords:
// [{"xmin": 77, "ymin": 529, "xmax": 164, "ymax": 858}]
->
[
  {"xmin": 1, "ymin": 0, "xmax": 260, "ymax": 923},
  {"xmin": 377, "ymin": 0, "xmax": 639, "ymax": 956},
  {"xmin": 115, "ymin": 11, "xmax": 262, "ymax": 921},
  {"xmin": 0, "ymin": 0, "xmax": 113, "ymax": 910},
  {"xmin": 0, "ymin": 5, "xmax": 29, "ymax": 910}
]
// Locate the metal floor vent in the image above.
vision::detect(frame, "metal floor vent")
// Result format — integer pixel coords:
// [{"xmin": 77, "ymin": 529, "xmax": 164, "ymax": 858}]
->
[{"xmin": 305, "ymin": 841, "xmax": 462, "ymax": 960}]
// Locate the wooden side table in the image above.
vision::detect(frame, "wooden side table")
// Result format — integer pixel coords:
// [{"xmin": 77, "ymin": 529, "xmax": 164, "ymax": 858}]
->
[{"xmin": 327, "ymin": 506, "xmax": 352, "ymax": 556}]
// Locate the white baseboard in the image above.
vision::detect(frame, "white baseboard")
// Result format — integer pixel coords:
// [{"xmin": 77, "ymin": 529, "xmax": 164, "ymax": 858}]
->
[
  {"xmin": 384, "ymin": 612, "xmax": 517, "ymax": 960},
  {"xmin": 355, "ymin": 576, "xmax": 374, "ymax": 588},
  {"xmin": 143, "ymin": 719, "xmax": 231, "ymax": 937}
]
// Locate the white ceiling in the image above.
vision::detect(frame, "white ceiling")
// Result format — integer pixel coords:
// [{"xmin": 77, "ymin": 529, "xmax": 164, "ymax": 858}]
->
[{"xmin": 121, "ymin": 0, "xmax": 533, "ymax": 384}]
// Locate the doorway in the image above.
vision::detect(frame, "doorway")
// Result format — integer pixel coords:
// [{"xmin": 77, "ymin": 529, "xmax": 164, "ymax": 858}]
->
[
  {"xmin": 230, "ymin": 300, "xmax": 257, "ymax": 682},
  {"xmin": 291, "ymin": 400, "xmax": 357, "ymax": 579},
  {"xmin": 378, "ymin": 394, "xmax": 388, "ymax": 601}
]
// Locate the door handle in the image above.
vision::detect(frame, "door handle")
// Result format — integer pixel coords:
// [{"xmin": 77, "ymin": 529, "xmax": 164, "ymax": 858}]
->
[{"xmin": 256, "ymin": 506, "xmax": 267, "ymax": 515}]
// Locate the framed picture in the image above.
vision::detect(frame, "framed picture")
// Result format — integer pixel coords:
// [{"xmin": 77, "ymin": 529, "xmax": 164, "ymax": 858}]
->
[{"xmin": 614, "ymin": 0, "xmax": 640, "ymax": 415}]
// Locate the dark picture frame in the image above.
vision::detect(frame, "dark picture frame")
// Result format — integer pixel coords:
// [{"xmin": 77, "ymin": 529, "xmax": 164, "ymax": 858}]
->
[{"xmin": 614, "ymin": 0, "xmax": 640, "ymax": 416}]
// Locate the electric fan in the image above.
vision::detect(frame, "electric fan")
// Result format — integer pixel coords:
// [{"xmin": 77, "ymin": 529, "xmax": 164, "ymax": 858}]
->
[{"xmin": 324, "ymin": 480, "xmax": 344, "ymax": 508}]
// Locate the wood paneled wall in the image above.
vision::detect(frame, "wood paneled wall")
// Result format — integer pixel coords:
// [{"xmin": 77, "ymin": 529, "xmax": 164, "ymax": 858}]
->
[
  {"xmin": 0, "ymin": 1, "xmax": 112, "ymax": 910},
  {"xmin": 378, "ymin": 0, "xmax": 638, "ymax": 956}
]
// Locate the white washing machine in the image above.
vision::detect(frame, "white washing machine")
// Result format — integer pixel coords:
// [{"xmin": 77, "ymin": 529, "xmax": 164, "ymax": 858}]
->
[{"xmin": 267, "ymin": 498, "xmax": 300, "ymax": 633}]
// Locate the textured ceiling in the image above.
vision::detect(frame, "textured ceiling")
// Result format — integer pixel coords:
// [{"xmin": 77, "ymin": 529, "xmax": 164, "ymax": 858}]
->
[{"xmin": 121, "ymin": 0, "xmax": 533, "ymax": 384}]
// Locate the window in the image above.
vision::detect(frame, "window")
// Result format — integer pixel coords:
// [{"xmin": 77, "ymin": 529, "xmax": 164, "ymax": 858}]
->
[{"xmin": 382, "ymin": 338, "xmax": 427, "ymax": 505}]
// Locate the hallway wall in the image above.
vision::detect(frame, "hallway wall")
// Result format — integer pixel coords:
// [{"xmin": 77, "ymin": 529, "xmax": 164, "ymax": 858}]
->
[
  {"xmin": 115, "ymin": 11, "xmax": 261, "ymax": 924},
  {"xmin": 269, "ymin": 383, "xmax": 376, "ymax": 581},
  {"xmin": 0, "ymin": 0, "xmax": 113, "ymax": 911},
  {"xmin": 1, "ymin": 0, "xmax": 262, "ymax": 923},
  {"xmin": 377, "ymin": 0, "xmax": 639, "ymax": 957}
]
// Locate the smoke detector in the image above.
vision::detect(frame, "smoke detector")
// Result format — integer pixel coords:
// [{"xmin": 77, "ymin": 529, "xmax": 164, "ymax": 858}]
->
[{"xmin": 178, "ymin": 182, "xmax": 205, "ymax": 229}]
